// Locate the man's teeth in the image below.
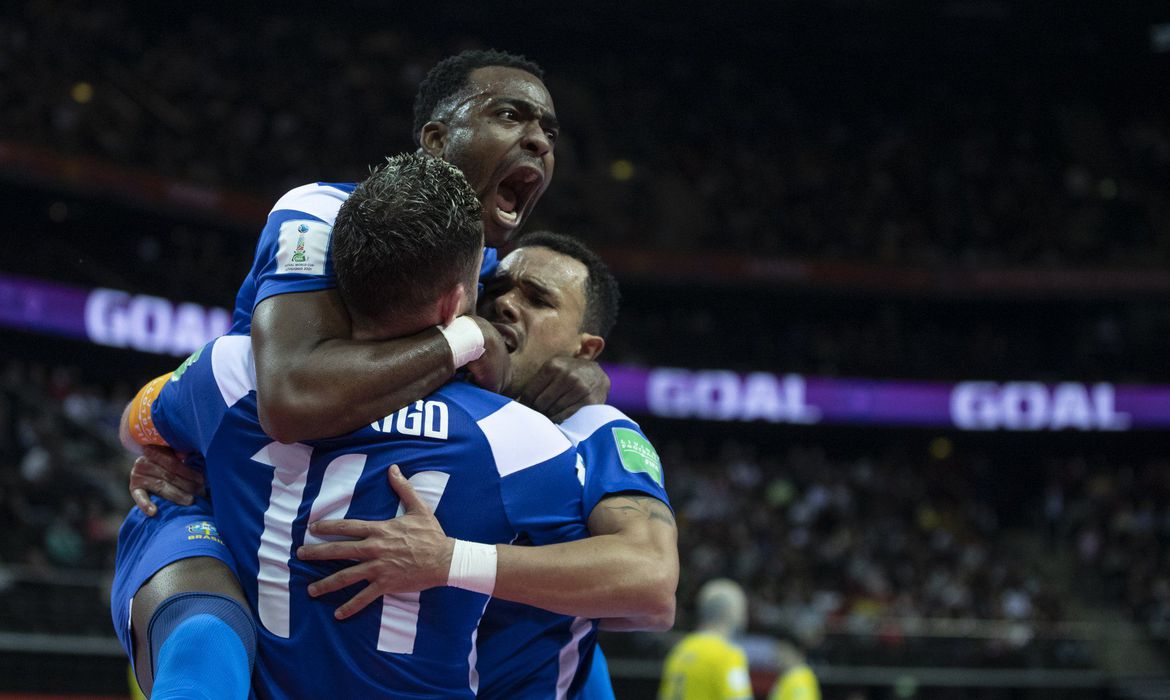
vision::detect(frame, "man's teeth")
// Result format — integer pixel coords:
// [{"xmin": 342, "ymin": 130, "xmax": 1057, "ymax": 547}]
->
[{"xmin": 497, "ymin": 207, "xmax": 519, "ymax": 223}]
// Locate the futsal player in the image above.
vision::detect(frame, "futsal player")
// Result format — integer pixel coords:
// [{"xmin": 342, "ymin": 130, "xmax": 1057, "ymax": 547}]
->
[
  {"xmin": 115, "ymin": 48, "xmax": 601, "ymax": 697},
  {"xmin": 768, "ymin": 635, "xmax": 821, "ymax": 700},
  {"xmin": 299, "ymin": 232, "xmax": 679, "ymax": 697},
  {"xmin": 119, "ymin": 155, "xmax": 597, "ymax": 698},
  {"xmin": 132, "ymin": 231, "xmax": 680, "ymax": 698},
  {"xmin": 659, "ymin": 579, "xmax": 754, "ymax": 700}
]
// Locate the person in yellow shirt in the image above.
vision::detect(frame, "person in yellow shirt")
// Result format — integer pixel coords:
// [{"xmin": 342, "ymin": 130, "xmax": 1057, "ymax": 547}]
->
[
  {"xmin": 659, "ymin": 579, "xmax": 753, "ymax": 700},
  {"xmin": 768, "ymin": 636, "xmax": 820, "ymax": 700}
]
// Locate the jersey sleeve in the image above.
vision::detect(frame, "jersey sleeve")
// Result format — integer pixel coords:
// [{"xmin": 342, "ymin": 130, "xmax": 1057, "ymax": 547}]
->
[
  {"xmin": 479, "ymin": 247, "xmax": 499, "ymax": 280},
  {"xmin": 476, "ymin": 401, "xmax": 590, "ymax": 546},
  {"xmin": 559, "ymin": 405, "xmax": 672, "ymax": 518},
  {"xmin": 149, "ymin": 336, "xmax": 255, "ymax": 457},
  {"xmin": 246, "ymin": 183, "xmax": 352, "ymax": 315}
]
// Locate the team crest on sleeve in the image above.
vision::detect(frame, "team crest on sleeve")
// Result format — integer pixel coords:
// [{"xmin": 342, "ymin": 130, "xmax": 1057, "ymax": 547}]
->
[
  {"xmin": 276, "ymin": 219, "xmax": 331, "ymax": 275},
  {"xmin": 611, "ymin": 428, "xmax": 663, "ymax": 485}
]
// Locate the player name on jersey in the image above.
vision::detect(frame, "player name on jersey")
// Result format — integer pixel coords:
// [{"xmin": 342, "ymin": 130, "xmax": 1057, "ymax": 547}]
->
[{"xmin": 370, "ymin": 400, "xmax": 451, "ymax": 439}]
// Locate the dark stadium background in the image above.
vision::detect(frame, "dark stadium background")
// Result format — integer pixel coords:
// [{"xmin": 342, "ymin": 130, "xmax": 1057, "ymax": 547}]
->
[{"xmin": 3, "ymin": 0, "xmax": 1170, "ymax": 698}]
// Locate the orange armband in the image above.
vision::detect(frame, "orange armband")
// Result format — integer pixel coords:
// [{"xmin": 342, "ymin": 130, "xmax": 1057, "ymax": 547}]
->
[{"xmin": 127, "ymin": 373, "xmax": 173, "ymax": 447}]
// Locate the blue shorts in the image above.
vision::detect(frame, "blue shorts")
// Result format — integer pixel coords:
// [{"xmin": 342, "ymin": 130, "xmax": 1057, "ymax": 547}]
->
[{"xmin": 110, "ymin": 495, "xmax": 237, "ymax": 661}]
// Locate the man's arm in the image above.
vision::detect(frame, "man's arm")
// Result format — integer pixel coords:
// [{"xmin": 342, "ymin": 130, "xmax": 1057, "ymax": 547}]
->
[
  {"xmin": 252, "ymin": 291, "xmax": 507, "ymax": 443},
  {"xmin": 118, "ymin": 373, "xmax": 208, "ymax": 514},
  {"xmin": 298, "ymin": 468, "xmax": 678, "ymax": 628},
  {"xmin": 494, "ymin": 492, "xmax": 678, "ymax": 629}
]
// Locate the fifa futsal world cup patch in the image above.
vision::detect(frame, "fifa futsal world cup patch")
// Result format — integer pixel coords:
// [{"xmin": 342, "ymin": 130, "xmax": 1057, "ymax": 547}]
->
[
  {"xmin": 170, "ymin": 345, "xmax": 204, "ymax": 383},
  {"xmin": 276, "ymin": 219, "xmax": 331, "ymax": 275},
  {"xmin": 612, "ymin": 427, "xmax": 664, "ymax": 486}
]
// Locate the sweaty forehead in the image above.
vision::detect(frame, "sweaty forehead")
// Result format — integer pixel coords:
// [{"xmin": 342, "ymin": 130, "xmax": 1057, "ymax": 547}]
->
[
  {"xmin": 464, "ymin": 66, "xmax": 555, "ymax": 112},
  {"xmin": 500, "ymin": 247, "xmax": 587, "ymax": 300}
]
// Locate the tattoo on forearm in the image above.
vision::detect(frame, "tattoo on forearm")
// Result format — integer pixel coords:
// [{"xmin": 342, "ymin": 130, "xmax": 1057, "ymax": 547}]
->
[{"xmin": 602, "ymin": 495, "xmax": 676, "ymax": 527}]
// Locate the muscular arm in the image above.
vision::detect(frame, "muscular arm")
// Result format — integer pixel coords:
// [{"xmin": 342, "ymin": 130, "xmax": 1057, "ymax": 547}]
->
[
  {"xmin": 301, "ymin": 476, "xmax": 678, "ymax": 629},
  {"xmin": 493, "ymin": 493, "xmax": 678, "ymax": 629},
  {"xmin": 253, "ymin": 290, "xmax": 459, "ymax": 443}
]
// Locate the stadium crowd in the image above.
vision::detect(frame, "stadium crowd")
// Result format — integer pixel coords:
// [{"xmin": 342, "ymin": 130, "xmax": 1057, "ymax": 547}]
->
[
  {"xmin": 4, "ymin": 0, "xmax": 1170, "ymax": 267},
  {"xmin": 658, "ymin": 433, "xmax": 1079, "ymax": 668},
  {"xmin": 1055, "ymin": 453, "xmax": 1170, "ymax": 650}
]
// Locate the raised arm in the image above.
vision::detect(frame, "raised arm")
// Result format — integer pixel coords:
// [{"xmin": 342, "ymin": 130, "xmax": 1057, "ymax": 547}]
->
[{"xmin": 252, "ymin": 290, "xmax": 507, "ymax": 443}]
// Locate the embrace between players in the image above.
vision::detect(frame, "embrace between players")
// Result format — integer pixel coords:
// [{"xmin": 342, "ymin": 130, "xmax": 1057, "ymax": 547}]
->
[{"xmin": 111, "ymin": 51, "xmax": 679, "ymax": 699}]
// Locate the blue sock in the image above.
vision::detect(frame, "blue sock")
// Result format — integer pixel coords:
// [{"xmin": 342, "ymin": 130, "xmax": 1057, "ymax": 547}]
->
[{"xmin": 147, "ymin": 593, "xmax": 255, "ymax": 700}]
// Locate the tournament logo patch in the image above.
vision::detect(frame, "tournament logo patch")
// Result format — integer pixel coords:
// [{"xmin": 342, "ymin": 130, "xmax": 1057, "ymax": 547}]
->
[
  {"xmin": 276, "ymin": 219, "xmax": 331, "ymax": 275},
  {"xmin": 612, "ymin": 427, "xmax": 663, "ymax": 486},
  {"xmin": 186, "ymin": 521, "xmax": 224, "ymax": 544},
  {"xmin": 170, "ymin": 345, "xmax": 205, "ymax": 383}
]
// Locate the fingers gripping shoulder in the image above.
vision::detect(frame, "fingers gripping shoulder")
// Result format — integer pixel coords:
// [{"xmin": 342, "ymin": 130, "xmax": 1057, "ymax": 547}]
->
[{"xmin": 128, "ymin": 373, "xmax": 173, "ymax": 447}]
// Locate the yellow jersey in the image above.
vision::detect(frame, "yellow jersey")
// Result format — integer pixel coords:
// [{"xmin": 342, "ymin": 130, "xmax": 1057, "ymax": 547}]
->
[
  {"xmin": 768, "ymin": 665, "xmax": 820, "ymax": 700},
  {"xmin": 659, "ymin": 631, "xmax": 753, "ymax": 700}
]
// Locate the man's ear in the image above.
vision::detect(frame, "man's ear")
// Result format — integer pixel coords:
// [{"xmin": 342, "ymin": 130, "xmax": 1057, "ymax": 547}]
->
[
  {"xmin": 419, "ymin": 121, "xmax": 448, "ymax": 157},
  {"xmin": 437, "ymin": 282, "xmax": 467, "ymax": 327},
  {"xmin": 574, "ymin": 333, "xmax": 605, "ymax": 361}
]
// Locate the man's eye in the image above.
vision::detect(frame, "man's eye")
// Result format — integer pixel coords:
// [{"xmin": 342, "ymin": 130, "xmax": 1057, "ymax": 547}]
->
[
  {"xmin": 545, "ymin": 130, "xmax": 558, "ymax": 143},
  {"xmin": 497, "ymin": 109, "xmax": 518, "ymax": 121}
]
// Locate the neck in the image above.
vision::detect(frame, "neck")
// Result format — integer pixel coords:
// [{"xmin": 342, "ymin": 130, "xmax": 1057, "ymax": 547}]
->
[{"xmin": 351, "ymin": 307, "xmax": 441, "ymax": 342}]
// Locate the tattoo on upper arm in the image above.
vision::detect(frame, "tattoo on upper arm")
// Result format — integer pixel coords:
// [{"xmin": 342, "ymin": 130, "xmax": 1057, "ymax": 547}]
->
[{"xmin": 600, "ymin": 495, "xmax": 676, "ymax": 527}]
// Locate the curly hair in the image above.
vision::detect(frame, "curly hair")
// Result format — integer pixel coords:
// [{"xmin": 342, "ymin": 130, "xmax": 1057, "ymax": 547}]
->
[
  {"xmin": 332, "ymin": 153, "xmax": 483, "ymax": 324},
  {"xmin": 412, "ymin": 49, "xmax": 545, "ymax": 144}
]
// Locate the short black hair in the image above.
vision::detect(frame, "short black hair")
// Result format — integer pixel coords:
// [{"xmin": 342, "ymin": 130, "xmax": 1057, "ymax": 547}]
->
[
  {"xmin": 332, "ymin": 153, "xmax": 483, "ymax": 325},
  {"xmin": 412, "ymin": 49, "xmax": 545, "ymax": 144},
  {"xmin": 516, "ymin": 231, "xmax": 620, "ymax": 338}
]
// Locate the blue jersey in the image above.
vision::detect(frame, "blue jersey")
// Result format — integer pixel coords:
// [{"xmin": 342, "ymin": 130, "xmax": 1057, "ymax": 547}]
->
[
  {"xmin": 230, "ymin": 182, "xmax": 498, "ymax": 335},
  {"xmin": 148, "ymin": 335, "xmax": 589, "ymax": 699},
  {"xmin": 476, "ymin": 405, "xmax": 672, "ymax": 699}
]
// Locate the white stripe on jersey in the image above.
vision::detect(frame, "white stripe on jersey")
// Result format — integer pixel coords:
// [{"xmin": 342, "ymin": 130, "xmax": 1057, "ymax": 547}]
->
[
  {"xmin": 557, "ymin": 404, "xmax": 636, "ymax": 446},
  {"xmin": 555, "ymin": 616, "xmax": 594, "ymax": 700},
  {"xmin": 377, "ymin": 471, "xmax": 450, "ymax": 654},
  {"xmin": 302, "ymin": 453, "xmax": 367, "ymax": 546},
  {"xmin": 211, "ymin": 335, "xmax": 257, "ymax": 407},
  {"xmin": 477, "ymin": 401, "xmax": 573, "ymax": 477},
  {"xmin": 269, "ymin": 183, "xmax": 349, "ymax": 226},
  {"xmin": 468, "ymin": 598, "xmax": 489, "ymax": 695},
  {"xmin": 253, "ymin": 440, "xmax": 313, "ymax": 638}
]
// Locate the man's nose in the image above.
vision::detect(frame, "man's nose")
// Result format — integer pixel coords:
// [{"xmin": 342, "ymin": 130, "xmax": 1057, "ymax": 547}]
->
[
  {"xmin": 521, "ymin": 122, "xmax": 552, "ymax": 159},
  {"xmin": 493, "ymin": 291, "xmax": 521, "ymax": 322}
]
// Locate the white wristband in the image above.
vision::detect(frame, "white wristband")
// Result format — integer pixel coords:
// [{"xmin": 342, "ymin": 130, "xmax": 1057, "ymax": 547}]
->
[
  {"xmin": 446, "ymin": 539, "xmax": 497, "ymax": 595},
  {"xmin": 439, "ymin": 316, "xmax": 486, "ymax": 369}
]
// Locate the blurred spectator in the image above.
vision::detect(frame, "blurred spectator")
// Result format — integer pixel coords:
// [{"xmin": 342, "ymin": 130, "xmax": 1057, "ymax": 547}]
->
[{"xmin": 3, "ymin": 0, "xmax": 1170, "ymax": 268}]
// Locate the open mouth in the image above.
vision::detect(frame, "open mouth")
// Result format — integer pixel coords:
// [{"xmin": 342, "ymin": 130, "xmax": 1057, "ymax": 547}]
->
[
  {"xmin": 493, "ymin": 165, "xmax": 543, "ymax": 230},
  {"xmin": 492, "ymin": 322, "xmax": 519, "ymax": 353}
]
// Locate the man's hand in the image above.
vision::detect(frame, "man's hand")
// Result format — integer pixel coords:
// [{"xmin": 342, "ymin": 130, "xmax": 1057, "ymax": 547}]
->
[
  {"xmin": 465, "ymin": 317, "xmax": 511, "ymax": 393},
  {"xmin": 297, "ymin": 465, "xmax": 455, "ymax": 620},
  {"xmin": 519, "ymin": 357, "xmax": 610, "ymax": 423},
  {"xmin": 129, "ymin": 445, "xmax": 205, "ymax": 516}
]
